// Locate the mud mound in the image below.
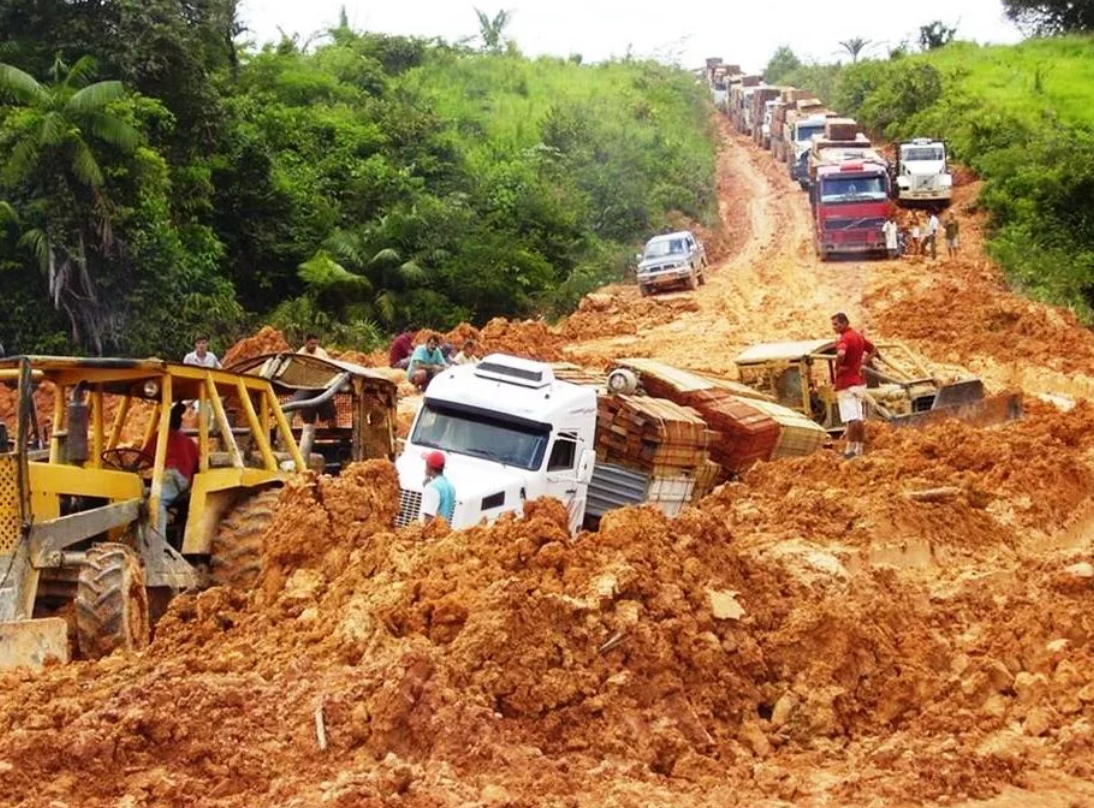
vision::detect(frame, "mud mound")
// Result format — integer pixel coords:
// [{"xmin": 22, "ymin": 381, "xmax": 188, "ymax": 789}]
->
[
  {"xmin": 9, "ymin": 440, "xmax": 1094, "ymax": 805},
  {"xmin": 716, "ymin": 405, "xmax": 1094, "ymax": 560},
  {"xmin": 222, "ymin": 326, "xmax": 291, "ymax": 367},
  {"xmin": 0, "ymin": 379, "xmax": 56, "ymax": 436},
  {"xmin": 561, "ymin": 292, "xmax": 702, "ymax": 342},
  {"xmin": 873, "ymin": 259, "xmax": 1094, "ymax": 377}
]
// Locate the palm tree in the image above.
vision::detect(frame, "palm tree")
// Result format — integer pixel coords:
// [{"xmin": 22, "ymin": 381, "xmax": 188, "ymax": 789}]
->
[
  {"xmin": 0, "ymin": 56, "xmax": 141, "ymax": 353},
  {"xmin": 837, "ymin": 37, "xmax": 873, "ymax": 63},
  {"xmin": 475, "ymin": 7, "xmax": 512, "ymax": 53}
]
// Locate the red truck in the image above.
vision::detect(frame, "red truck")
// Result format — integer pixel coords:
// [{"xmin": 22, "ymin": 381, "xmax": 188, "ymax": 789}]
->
[{"xmin": 812, "ymin": 160, "xmax": 894, "ymax": 260}]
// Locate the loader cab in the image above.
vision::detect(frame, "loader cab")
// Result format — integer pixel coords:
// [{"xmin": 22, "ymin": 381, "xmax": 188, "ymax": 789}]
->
[{"xmin": 0, "ymin": 356, "xmax": 305, "ymax": 670}]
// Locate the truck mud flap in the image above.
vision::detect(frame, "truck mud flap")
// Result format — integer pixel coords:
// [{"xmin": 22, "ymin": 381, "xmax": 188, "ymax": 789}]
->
[{"xmin": 890, "ymin": 391, "xmax": 1023, "ymax": 430}]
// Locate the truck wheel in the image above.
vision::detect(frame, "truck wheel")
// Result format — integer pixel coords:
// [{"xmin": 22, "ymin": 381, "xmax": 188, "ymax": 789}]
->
[
  {"xmin": 76, "ymin": 543, "xmax": 150, "ymax": 659},
  {"xmin": 685, "ymin": 269, "xmax": 699, "ymax": 291},
  {"xmin": 639, "ymin": 284, "xmax": 651, "ymax": 298},
  {"xmin": 209, "ymin": 487, "xmax": 282, "ymax": 589}
]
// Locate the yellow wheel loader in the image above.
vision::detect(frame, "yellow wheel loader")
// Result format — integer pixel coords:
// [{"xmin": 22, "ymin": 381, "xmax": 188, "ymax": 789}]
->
[
  {"xmin": 0, "ymin": 356, "xmax": 308, "ymax": 671},
  {"xmin": 733, "ymin": 339, "xmax": 1023, "ymax": 434}
]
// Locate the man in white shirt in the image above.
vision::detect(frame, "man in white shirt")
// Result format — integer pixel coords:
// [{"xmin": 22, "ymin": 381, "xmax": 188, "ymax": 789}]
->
[
  {"xmin": 183, "ymin": 337, "xmax": 221, "ymax": 369},
  {"xmin": 926, "ymin": 213, "xmax": 940, "ymax": 260},
  {"xmin": 297, "ymin": 333, "xmax": 330, "ymax": 360},
  {"xmin": 882, "ymin": 216, "xmax": 898, "ymax": 259}
]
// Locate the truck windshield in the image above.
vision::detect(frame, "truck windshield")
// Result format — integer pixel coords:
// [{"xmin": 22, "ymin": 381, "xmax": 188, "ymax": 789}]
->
[
  {"xmin": 796, "ymin": 124, "xmax": 825, "ymax": 142},
  {"xmin": 902, "ymin": 146, "xmax": 944, "ymax": 161},
  {"xmin": 644, "ymin": 238, "xmax": 686, "ymax": 259},
  {"xmin": 819, "ymin": 176, "xmax": 887, "ymax": 203},
  {"xmin": 411, "ymin": 402, "xmax": 549, "ymax": 471}
]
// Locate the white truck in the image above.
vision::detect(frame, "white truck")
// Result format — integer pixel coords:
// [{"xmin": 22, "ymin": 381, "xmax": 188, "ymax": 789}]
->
[
  {"xmin": 894, "ymin": 139, "xmax": 952, "ymax": 205},
  {"xmin": 394, "ymin": 355, "xmax": 708, "ymax": 534},
  {"xmin": 395, "ymin": 355, "xmax": 598, "ymax": 534},
  {"xmin": 787, "ymin": 114, "xmax": 830, "ymax": 189}
]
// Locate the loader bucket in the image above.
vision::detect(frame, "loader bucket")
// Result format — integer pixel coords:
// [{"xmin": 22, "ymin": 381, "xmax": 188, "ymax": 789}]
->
[{"xmin": 0, "ymin": 618, "xmax": 70, "ymax": 671}]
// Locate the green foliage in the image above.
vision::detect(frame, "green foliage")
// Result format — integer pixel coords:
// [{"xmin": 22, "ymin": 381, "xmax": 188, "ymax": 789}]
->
[
  {"xmin": 1003, "ymin": 0, "xmax": 1094, "ymax": 34},
  {"xmin": 918, "ymin": 21, "xmax": 958, "ymax": 51},
  {"xmin": 801, "ymin": 35, "xmax": 1094, "ymax": 318},
  {"xmin": 0, "ymin": 15, "xmax": 716, "ymax": 354},
  {"xmin": 837, "ymin": 38, "xmax": 873, "ymax": 63},
  {"xmin": 764, "ymin": 46, "xmax": 801, "ymax": 84}
]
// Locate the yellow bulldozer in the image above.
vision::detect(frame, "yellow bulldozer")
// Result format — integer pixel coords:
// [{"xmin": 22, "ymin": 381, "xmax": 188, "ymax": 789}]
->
[
  {"xmin": 733, "ymin": 339, "xmax": 1023, "ymax": 433},
  {"xmin": 0, "ymin": 356, "xmax": 312, "ymax": 671}
]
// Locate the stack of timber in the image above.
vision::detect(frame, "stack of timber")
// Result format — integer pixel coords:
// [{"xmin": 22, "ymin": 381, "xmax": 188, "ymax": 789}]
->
[{"xmin": 596, "ymin": 395, "xmax": 712, "ymax": 476}]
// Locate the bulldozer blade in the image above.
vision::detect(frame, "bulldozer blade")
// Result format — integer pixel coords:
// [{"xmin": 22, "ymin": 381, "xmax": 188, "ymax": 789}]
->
[
  {"xmin": 933, "ymin": 379, "xmax": 987, "ymax": 409},
  {"xmin": 0, "ymin": 618, "xmax": 70, "ymax": 671},
  {"xmin": 890, "ymin": 391, "xmax": 1023, "ymax": 430}
]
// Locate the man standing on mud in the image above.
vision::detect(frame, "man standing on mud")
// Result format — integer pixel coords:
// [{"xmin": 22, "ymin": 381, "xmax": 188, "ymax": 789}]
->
[
  {"xmin": 944, "ymin": 213, "xmax": 960, "ymax": 259},
  {"xmin": 421, "ymin": 451, "xmax": 456, "ymax": 526},
  {"xmin": 831, "ymin": 312, "xmax": 875, "ymax": 459},
  {"xmin": 926, "ymin": 212, "xmax": 941, "ymax": 260}
]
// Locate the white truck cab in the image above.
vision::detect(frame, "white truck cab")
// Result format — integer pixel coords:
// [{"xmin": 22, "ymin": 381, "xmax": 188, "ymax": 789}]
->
[
  {"xmin": 895, "ymin": 138, "xmax": 952, "ymax": 204},
  {"xmin": 395, "ymin": 354, "xmax": 597, "ymax": 533}
]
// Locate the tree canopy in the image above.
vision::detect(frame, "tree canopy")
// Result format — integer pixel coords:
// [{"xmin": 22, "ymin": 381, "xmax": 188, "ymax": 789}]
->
[
  {"xmin": 0, "ymin": 2, "xmax": 717, "ymax": 356},
  {"xmin": 1002, "ymin": 0, "xmax": 1094, "ymax": 34},
  {"xmin": 763, "ymin": 46, "xmax": 801, "ymax": 84}
]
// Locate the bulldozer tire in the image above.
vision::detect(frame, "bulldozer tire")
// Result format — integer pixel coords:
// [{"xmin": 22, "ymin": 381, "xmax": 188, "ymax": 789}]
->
[
  {"xmin": 75, "ymin": 543, "xmax": 150, "ymax": 660},
  {"xmin": 209, "ymin": 487, "xmax": 282, "ymax": 589}
]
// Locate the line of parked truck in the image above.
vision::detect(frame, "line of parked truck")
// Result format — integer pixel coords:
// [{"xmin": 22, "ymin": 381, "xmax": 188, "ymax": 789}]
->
[{"xmin": 703, "ymin": 58, "xmax": 954, "ymax": 261}]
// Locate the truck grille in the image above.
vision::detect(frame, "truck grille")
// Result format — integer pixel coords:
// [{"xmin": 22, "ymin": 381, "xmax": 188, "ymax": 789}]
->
[{"xmin": 396, "ymin": 488, "xmax": 422, "ymax": 527}]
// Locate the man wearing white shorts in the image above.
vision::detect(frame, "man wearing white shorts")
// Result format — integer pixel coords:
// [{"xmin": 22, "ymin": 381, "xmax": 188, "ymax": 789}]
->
[{"xmin": 831, "ymin": 312, "xmax": 875, "ymax": 459}]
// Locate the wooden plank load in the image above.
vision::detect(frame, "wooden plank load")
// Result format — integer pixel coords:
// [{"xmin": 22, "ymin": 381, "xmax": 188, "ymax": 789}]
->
[
  {"xmin": 825, "ymin": 117, "xmax": 862, "ymax": 142},
  {"xmin": 745, "ymin": 398, "xmax": 828, "ymax": 459},
  {"xmin": 596, "ymin": 395, "xmax": 712, "ymax": 476},
  {"xmin": 699, "ymin": 397, "xmax": 782, "ymax": 471},
  {"xmin": 612, "ymin": 358, "xmax": 772, "ymax": 405}
]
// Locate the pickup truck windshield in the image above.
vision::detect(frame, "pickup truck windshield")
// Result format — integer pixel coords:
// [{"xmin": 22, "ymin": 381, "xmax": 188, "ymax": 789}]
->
[
  {"xmin": 796, "ymin": 124, "xmax": 825, "ymax": 142},
  {"xmin": 819, "ymin": 176, "xmax": 887, "ymax": 203},
  {"xmin": 411, "ymin": 402, "xmax": 549, "ymax": 470},
  {"xmin": 902, "ymin": 146, "xmax": 944, "ymax": 162},
  {"xmin": 644, "ymin": 239, "xmax": 687, "ymax": 259}
]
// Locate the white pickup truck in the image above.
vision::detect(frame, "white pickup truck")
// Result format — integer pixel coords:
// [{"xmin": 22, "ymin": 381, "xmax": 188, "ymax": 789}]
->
[{"xmin": 635, "ymin": 230, "xmax": 707, "ymax": 296}]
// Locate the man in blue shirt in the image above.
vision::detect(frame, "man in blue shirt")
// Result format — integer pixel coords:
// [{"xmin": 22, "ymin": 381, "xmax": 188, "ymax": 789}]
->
[
  {"xmin": 407, "ymin": 334, "xmax": 448, "ymax": 391},
  {"xmin": 421, "ymin": 451, "xmax": 456, "ymax": 525}
]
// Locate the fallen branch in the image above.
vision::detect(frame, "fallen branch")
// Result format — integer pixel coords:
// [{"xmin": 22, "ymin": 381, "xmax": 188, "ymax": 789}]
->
[
  {"xmin": 314, "ymin": 702, "xmax": 328, "ymax": 752},
  {"xmin": 904, "ymin": 486, "xmax": 962, "ymax": 503}
]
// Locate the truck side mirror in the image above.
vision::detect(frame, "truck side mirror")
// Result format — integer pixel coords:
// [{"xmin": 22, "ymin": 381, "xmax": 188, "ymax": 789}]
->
[{"xmin": 577, "ymin": 448, "xmax": 593, "ymax": 485}]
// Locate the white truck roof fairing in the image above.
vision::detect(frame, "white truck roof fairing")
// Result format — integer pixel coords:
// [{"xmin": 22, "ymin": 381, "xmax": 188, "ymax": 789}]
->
[{"xmin": 424, "ymin": 354, "xmax": 597, "ymax": 426}]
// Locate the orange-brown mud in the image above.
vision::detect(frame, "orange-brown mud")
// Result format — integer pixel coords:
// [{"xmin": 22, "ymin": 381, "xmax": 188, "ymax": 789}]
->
[{"xmin": 9, "ymin": 116, "xmax": 1094, "ymax": 808}]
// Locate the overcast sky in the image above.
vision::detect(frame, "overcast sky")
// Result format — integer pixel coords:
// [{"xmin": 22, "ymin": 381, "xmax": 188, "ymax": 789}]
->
[{"xmin": 239, "ymin": 0, "xmax": 1021, "ymax": 70}]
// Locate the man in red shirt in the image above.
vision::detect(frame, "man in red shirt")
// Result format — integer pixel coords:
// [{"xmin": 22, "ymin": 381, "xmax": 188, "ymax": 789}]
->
[
  {"xmin": 389, "ymin": 328, "xmax": 417, "ymax": 370},
  {"xmin": 144, "ymin": 403, "xmax": 199, "ymax": 533},
  {"xmin": 831, "ymin": 312, "xmax": 875, "ymax": 458}
]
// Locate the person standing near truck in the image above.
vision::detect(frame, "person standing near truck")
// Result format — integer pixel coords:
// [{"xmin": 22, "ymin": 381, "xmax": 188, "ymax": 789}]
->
[
  {"xmin": 882, "ymin": 216, "xmax": 899, "ymax": 259},
  {"xmin": 183, "ymin": 336, "xmax": 220, "ymax": 369},
  {"xmin": 944, "ymin": 213, "xmax": 960, "ymax": 259},
  {"xmin": 831, "ymin": 312, "xmax": 875, "ymax": 459},
  {"xmin": 926, "ymin": 212, "xmax": 940, "ymax": 260},
  {"xmin": 910, "ymin": 214, "xmax": 922, "ymax": 256},
  {"xmin": 421, "ymin": 450, "xmax": 456, "ymax": 525}
]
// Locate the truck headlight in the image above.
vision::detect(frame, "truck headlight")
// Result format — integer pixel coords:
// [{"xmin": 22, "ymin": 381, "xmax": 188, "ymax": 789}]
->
[{"xmin": 940, "ymin": 175, "xmax": 953, "ymax": 188}]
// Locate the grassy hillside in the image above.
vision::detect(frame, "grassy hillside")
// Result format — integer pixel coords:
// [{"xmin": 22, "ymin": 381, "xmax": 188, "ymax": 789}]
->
[
  {"xmin": 787, "ymin": 35, "xmax": 1094, "ymax": 318},
  {"xmin": 919, "ymin": 37, "xmax": 1094, "ymax": 130}
]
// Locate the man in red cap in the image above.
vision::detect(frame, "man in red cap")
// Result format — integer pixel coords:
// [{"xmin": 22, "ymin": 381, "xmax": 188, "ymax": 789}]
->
[{"xmin": 421, "ymin": 450, "xmax": 456, "ymax": 525}]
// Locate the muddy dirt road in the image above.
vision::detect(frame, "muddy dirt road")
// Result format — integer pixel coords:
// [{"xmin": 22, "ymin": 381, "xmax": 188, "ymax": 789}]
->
[
  {"xmin": 566, "ymin": 118, "xmax": 1094, "ymax": 407},
  {"xmin": 7, "ymin": 119, "xmax": 1094, "ymax": 808}
]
